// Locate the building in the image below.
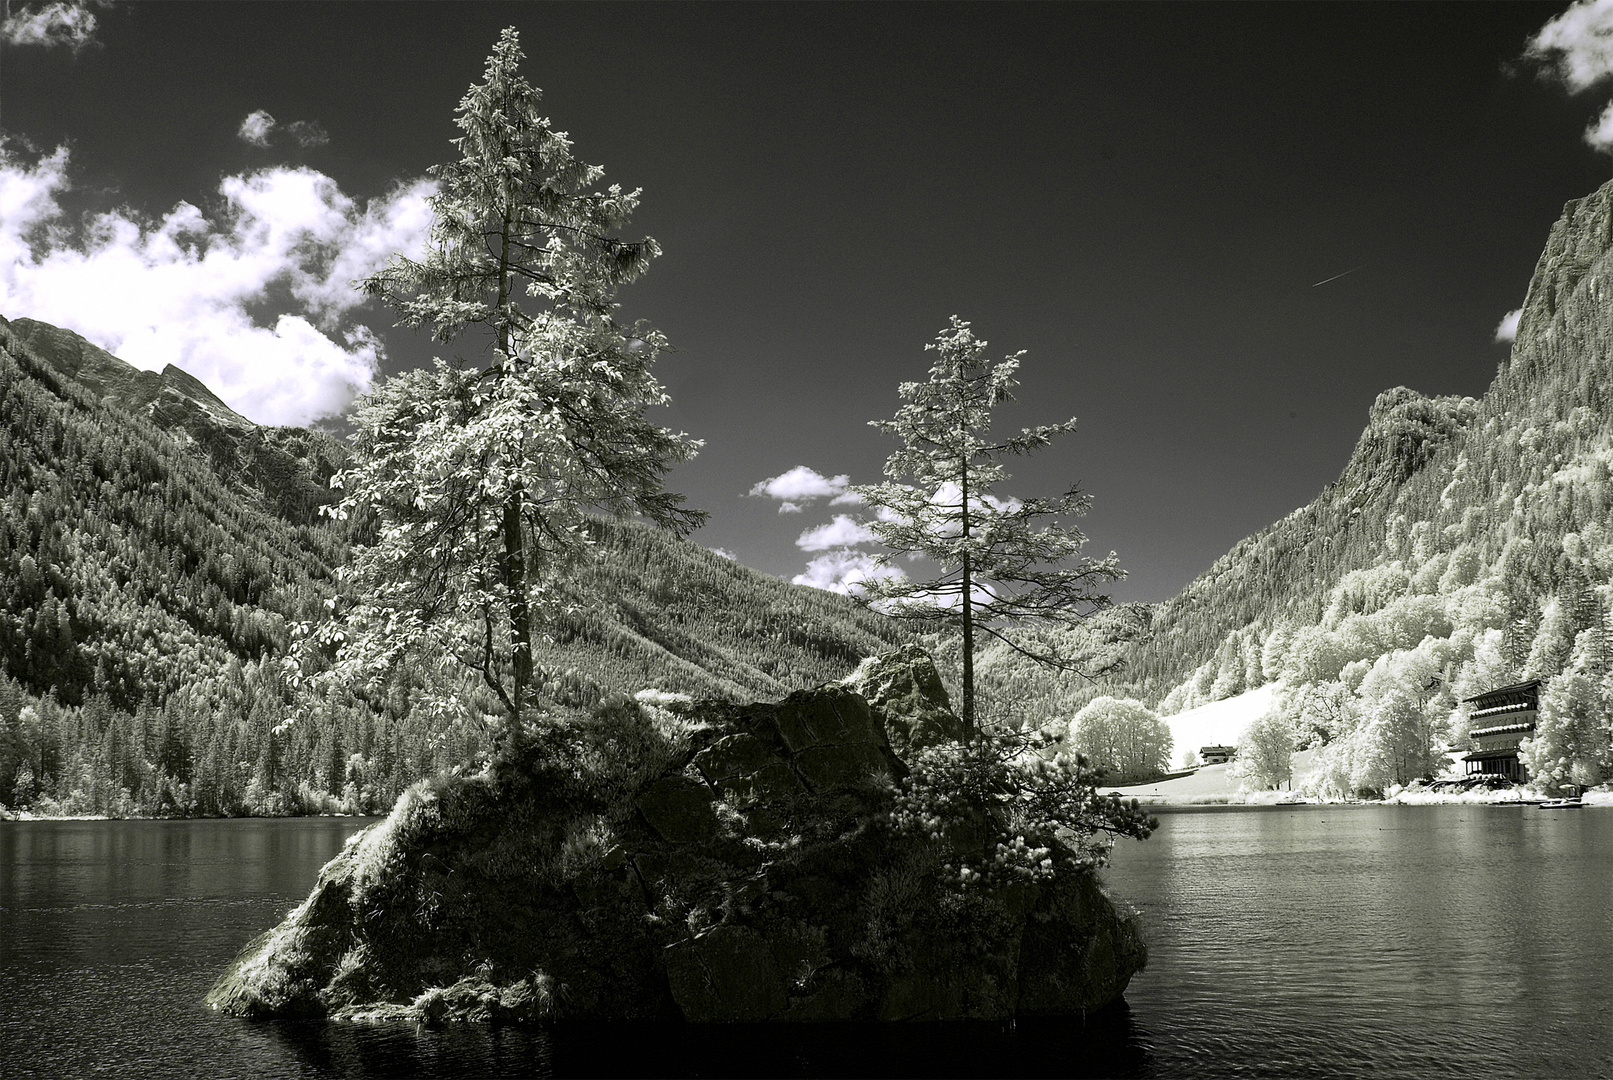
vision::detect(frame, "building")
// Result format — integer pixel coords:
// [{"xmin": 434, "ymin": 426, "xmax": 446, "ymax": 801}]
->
[
  {"xmin": 1460, "ymin": 680, "xmax": 1540, "ymax": 784},
  {"xmin": 1199, "ymin": 745, "xmax": 1237, "ymax": 766}
]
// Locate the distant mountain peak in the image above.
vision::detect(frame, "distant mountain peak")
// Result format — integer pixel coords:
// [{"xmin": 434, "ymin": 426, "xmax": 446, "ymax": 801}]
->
[
  {"xmin": 6, "ymin": 317, "xmax": 254, "ymax": 432},
  {"xmin": 3, "ymin": 314, "xmax": 341, "ymax": 526}
]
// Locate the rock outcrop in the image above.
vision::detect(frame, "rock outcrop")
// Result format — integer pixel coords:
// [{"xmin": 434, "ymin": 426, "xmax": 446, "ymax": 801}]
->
[{"xmin": 207, "ymin": 649, "xmax": 1146, "ymax": 1023}]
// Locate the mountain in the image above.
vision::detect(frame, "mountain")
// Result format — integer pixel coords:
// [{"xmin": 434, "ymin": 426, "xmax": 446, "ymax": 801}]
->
[
  {"xmin": 9, "ymin": 318, "xmax": 347, "ymax": 527},
  {"xmin": 0, "ymin": 316, "xmax": 911, "ymax": 816},
  {"xmin": 1076, "ymin": 179, "xmax": 1613, "ymax": 796},
  {"xmin": 0, "ymin": 315, "xmax": 342, "ymax": 710}
]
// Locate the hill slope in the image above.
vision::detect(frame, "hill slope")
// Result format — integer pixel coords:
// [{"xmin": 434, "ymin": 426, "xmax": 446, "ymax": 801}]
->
[
  {"xmin": 0, "ymin": 317, "xmax": 911, "ymax": 815},
  {"xmin": 1088, "ymin": 179, "xmax": 1613, "ymax": 795}
]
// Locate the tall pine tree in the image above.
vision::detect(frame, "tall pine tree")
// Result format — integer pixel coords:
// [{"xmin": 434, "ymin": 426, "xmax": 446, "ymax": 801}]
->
[
  {"xmin": 853, "ymin": 317, "xmax": 1123, "ymax": 738},
  {"xmin": 311, "ymin": 28, "xmax": 703, "ymax": 741}
]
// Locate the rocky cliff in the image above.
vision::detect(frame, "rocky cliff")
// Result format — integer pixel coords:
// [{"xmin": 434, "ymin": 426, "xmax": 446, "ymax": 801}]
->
[{"xmin": 206, "ymin": 646, "xmax": 1146, "ymax": 1023}]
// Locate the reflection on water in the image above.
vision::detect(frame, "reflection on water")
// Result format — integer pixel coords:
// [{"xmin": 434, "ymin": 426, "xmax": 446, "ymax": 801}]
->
[{"xmin": 0, "ymin": 808, "xmax": 1608, "ymax": 1078}]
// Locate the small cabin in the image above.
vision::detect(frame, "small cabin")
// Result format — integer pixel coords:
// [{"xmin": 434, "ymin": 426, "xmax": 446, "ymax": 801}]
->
[
  {"xmin": 1460, "ymin": 680, "xmax": 1540, "ymax": 784},
  {"xmin": 1200, "ymin": 745, "xmax": 1237, "ymax": 766}
]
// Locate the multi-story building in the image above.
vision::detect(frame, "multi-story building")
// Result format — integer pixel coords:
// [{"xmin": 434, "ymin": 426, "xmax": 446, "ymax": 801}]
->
[{"xmin": 1460, "ymin": 679, "xmax": 1541, "ymax": 784}]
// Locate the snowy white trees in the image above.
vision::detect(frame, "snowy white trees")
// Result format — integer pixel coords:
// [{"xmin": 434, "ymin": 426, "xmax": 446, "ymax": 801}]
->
[
  {"xmin": 1067, "ymin": 696, "xmax": 1171, "ymax": 781},
  {"xmin": 1521, "ymin": 630, "xmax": 1613, "ymax": 792},
  {"xmin": 853, "ymin": 318, "xmax": 1124, "ymax": 737},
  {"xmin": 307, "ymin": 28, "xmax": 702, "ymax": 741},
  {"xmin": 1234, "ymin": 704, "xmax": 1295, "ymax": 790}
]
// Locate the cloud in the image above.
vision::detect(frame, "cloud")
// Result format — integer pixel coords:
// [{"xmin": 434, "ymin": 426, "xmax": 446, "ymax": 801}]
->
[
  {"xmin": 1585, "ymin": 99, "xmax": 1613, "ymax": 150},
  {"xmin": 239, "ymin": 111, "xmax": 331, "ymax": 150},
  {"xmin": 1523, "ymin": 1, "xmax": 1613, "ymax": 150},
  {"xmin": 0, "ymin": 145, "xmax": 436, "ymax": 425},
  {"xmin": 791, "ymin": 549, "xmax": 905, "ymax": 596},
  {"xmin": 1525, "ymin": 0, "xmax": 1613, "ymax": 92},
  {"xmin": 286, "ymin": 120, "xmax": 330, "ymax": 149},
  {"xmin": 749, "ymin": 465, "xmax": 851, "ymax": 505},
  {"xmin": 709, "ymin": 547, "xmax": 737, "ymax": 560},
  {"xmin": 2, "ymin": 1, "xmax": 99, "ymax": 50},
  {"xmin": 238, "ymin": 110, "xmax": 276, "ymax": 147},
  {"xmin": 777, "ymin": 501, "xmax": 802, "ymax": 514},
  {"xmin": 795, "ymin": 513, "xmax": 876, "ymax": 552},
  {"xmin": 1494, "ymin": 308, "xmax": 1522, "ymax": 343}
]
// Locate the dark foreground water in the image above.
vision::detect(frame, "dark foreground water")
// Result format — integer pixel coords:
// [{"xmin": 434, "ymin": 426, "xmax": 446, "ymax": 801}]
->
[{"xmin": 0, "ymin": 806, "xmax": 1608, "ymax": 1079}]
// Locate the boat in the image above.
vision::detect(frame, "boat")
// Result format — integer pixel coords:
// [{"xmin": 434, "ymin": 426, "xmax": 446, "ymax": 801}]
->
[{"xmin": 1538, "ymin": 797, "xmax": 1583, "ymax": 809}]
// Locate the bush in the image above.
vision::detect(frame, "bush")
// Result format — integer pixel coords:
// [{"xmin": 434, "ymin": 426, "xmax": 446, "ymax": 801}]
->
[{"xmin": 887, "ymin": 726, "xmax": 1156, "ymax": 891}]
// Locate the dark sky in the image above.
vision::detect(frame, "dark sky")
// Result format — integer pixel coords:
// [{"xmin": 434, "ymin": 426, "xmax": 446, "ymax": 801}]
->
[{"xmin": 5, "ymin": 2, "xmax": 1609, "ymax": 602}]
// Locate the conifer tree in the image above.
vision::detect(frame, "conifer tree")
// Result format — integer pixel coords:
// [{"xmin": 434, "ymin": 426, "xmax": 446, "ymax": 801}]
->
[
  {"xmin": 311, "ymin": 28, "xmax": 703, "ymax": 741},
  {"xmin": 854, "ymin": 317, "xmax": 1123, "ymax": 738}
]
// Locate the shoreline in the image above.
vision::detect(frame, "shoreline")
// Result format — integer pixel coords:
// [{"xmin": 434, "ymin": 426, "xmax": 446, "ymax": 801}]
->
[
  {"xmin": 0, "ymin": 810, "xmax": 379, "ymax": 823},
  {"xmin": 1105, "ymin": 789, "xmax": 1613, "ymax": 811}
]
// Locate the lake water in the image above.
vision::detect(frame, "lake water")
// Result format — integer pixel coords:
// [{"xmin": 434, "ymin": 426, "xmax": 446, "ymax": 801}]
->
[{"xmin": 0, "ymin": 806, "xmax": 1608, "ymax": 1078}]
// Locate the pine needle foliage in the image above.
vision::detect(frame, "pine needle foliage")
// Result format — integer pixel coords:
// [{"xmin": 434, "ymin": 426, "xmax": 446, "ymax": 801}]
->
[
  {"xmin": 309, "ymin": 28, "xmax": 703, "ymax": 742},
  {"xmin": 854, "ymin": 317, "xmax": 1124, "ymax": 737}
]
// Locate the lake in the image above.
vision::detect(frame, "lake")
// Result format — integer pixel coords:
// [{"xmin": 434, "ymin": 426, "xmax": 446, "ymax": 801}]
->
[{"xmin": 0, "ymin": 806, "xmax": 1607, "ymax": 1078}]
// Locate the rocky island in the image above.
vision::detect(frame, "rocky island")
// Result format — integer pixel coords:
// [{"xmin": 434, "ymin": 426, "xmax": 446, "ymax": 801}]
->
[{"xmin": 207, "ymin": 647, "xmax": 1147, "ymax": 1024}]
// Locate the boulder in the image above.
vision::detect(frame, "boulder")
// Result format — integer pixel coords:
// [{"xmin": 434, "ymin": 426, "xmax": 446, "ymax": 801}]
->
[
  {"xmin": 842, "ymin": 643, "xmax": 965, "ymax": 754},
  {"xmin": 207, "ymin": 647, "xmax": 1146, "ymax": 1024}
]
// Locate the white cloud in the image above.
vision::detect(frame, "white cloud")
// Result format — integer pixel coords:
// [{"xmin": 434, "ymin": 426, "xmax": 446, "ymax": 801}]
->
[
  {"xmin": 777, "ymin": 501, "xmax": 802, "ymax": 514},
  {"xmin": 1526, "ymin": 0, "xmax": 1613, "ymax": 92},
  {"xmin": 2, "ymin": 1, "xmax": 98, "ymax": 50},
  {"xmin": 238, "ymin": 110, "xmax": 276, "ymax": 147},
  {"xmin": 286, "ymin": 120, "xmax": 330, "ymax": 149},
  {"xmin": 239, "ymin": 111, "xmax": 331, "ymax": 150},
  {"xmin": 796, "ymin": 513, "xmax": 876, "ymax": 552},
  {"xmin": 791, "ymin": 549, "xmax": 905, "ymax": 596},
  {"xmin": 749, "ymin": 465, "xmax": 851, "ymax": 504},
  {"xmin": 0, "ymin": 145, "xmax": 436, "ymax": 426},
  {"xmin": 709, "ymin": 547, "xmax": 737, "ymax": 560},
  {"xmin": 1494, "ymin": 308, "xmax": 1523, "ymax": 343},
  {"xmin": 1584, "ymin": 99, "xmax": 1613, "ymax": 150},
  {"xmin": 916, "ymin": 482, "xmax": 1022, "ymax": 538}
]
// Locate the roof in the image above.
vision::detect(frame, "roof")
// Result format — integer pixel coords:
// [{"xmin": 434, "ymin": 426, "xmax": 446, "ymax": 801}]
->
[{"xmin": 1461, "ymin": 679, "xmax": 1542, "ymax": 706}]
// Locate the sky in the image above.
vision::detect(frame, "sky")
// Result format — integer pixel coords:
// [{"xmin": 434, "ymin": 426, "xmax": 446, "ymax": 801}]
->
[{"xmin": 4, "ymin": 1, "xmax": 1613, "ymax": 604}]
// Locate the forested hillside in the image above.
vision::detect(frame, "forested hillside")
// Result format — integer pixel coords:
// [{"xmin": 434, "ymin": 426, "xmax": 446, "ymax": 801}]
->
[
  {"xmin": 0, "ymin": 317, "xmax": 910, "ymax": 816},
  {"xmin": 1077, "ymin": 179, "xmax": 1613, "ymax": 795}
]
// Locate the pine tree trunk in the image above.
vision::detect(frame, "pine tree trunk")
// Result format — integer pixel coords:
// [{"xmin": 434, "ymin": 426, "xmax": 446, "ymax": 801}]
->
[
  {"xmin": 495, "ymin": 215, "xmax": 531, "ymax": 736},
  {"xmin": 962, "ymin": 550, "xmax": 975, "ymax": 741},
  {"xmin": 960, "ymin": 447, "xmax": 974, "ymax": 741},
  {"xmin": 502, "ymin": 493, "xmax": 532, "ymax": 730}
]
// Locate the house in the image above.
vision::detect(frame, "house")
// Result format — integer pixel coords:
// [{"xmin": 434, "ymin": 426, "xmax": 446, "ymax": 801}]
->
[
  {"xmin": 1199, "ymin": 745, "xmax": 1237, "ymax": 766},
  {"xmin": 1460, "ymin": 679, "xmax": 1541, "ymax": 784}
]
